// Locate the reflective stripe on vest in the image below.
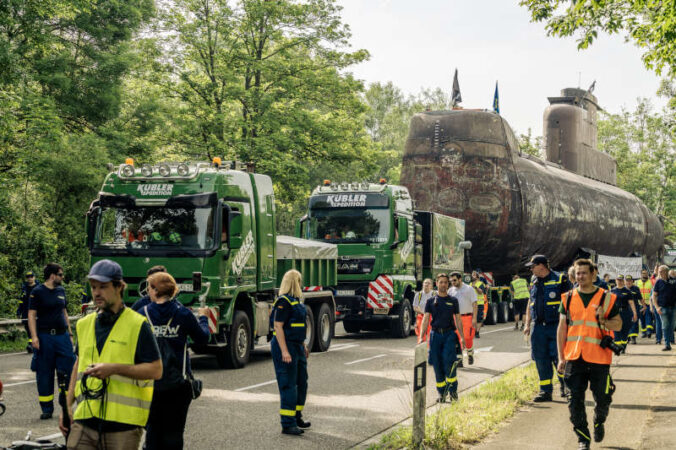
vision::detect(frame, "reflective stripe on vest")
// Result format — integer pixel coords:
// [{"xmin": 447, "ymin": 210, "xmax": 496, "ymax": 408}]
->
[
  {"xmin": 563, "ymin": 289, "xmax": 616, "ymax": 365},
  {"xmin": 511, "ymin": 278, "xmax": 529, "ymax": 300},
  {"xmin": 73, "ymin": 308, "xmax": 153, "ymax": 427}
]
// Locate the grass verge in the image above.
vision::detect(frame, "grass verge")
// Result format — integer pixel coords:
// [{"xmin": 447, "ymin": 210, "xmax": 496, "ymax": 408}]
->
[
  {"xmin": 371, "ymin": 363, "xmax": 540, "ymax": 449},
  {"xmin": 0, "ymin": 329, "xmax": 29, "ymax": 353}
]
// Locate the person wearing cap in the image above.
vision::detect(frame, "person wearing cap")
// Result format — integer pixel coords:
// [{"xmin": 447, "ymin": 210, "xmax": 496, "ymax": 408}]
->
[
  {"xmin": 625, "ymin": 275, "xmax": 642, "ymax": 344},
  {"xmin": 470, "ymin": 271, "xmax": 488, "ymax": 338},
  {"xmin": 610, "ymin": 275, "xmax": 637, "ymax": 353},
  {"xmin": 60, "ymin": 259, "xmax": 162, "ymax": 450},
  {"xmin": 28, "ymin": 263, "xmax": 75, "ymax": 419},
  {"xmin": 523, "ymin": 254, "xmax": 572, "ymax": 401},
  {"xmin": 510, "ymin": 274, "xmax": 530, "ymax": 331},
  {"xmin": 17, "ymin": 270, "xmax": 40, "ymax": 353},
  {"xmin": 636, "ymin": 269, "xmax": 654, "ymax": 338}
]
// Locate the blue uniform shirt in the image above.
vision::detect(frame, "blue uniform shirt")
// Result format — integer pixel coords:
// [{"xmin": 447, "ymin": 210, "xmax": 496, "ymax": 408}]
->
[
  {"xmin": 17, "ymin": 280, "xmax": 40, "ymax": 318},
  {"xmin": 131, "ymin": 295, "xmax": 151, "ymax": 311},
  {"xmin": 611, "ymin": 286, "xmax": 634, "ymax": 310},
  {"xmin": 29, "ymin": 284, "xmax": 68, "ymax": 331},
  {"xmin": 530, "ymin": 271, "xmax": 571, "ymax": 325},
  {"xmin": 271, "ymin": 295, "xmax": 307, "ymax": 343},
  {"xmin": 425, "ymin": 294, "xmax": 460, "ymax": 330}
]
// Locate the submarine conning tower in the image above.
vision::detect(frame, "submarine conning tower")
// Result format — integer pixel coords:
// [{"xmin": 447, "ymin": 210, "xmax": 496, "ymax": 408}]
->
[{"xmin": 543, "ymin": 87, "xmax": 617, "ymax": 186}]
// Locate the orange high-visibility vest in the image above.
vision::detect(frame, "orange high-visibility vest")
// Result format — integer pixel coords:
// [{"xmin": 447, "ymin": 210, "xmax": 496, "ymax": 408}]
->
[{"xmin": 563, "ymin": 288, "xmax": 617, "ymax": 365}]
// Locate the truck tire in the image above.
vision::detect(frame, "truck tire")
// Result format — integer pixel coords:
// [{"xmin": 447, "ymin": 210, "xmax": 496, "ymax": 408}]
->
[
  {"xmin": 487, "ymin": 303, "xmax": 498, "ymax": 325},
  {"xmin": 304, "ymin": 306, "xmax": 315, "ymax": 352},
  {"xmin": 312, "ymin": 302, "xmax": 333, "ymax": 352},
  {"xmin": 390, "ymin": 299, "xmax": 412, "ymax": 338},
  {"xmin": 507, "ymin": 302, "xmax": 515, "ymax": 322},
  {"xmin": 342, "ymin": 319, "xmax": 361, "ymax": 334},
  {"xmin": 497, "ymin": 301, "xmax": 508, "ymax": 323},
  {"xmin": 216, "ymin": 311, "xmax": 251, "ymax": 369}
]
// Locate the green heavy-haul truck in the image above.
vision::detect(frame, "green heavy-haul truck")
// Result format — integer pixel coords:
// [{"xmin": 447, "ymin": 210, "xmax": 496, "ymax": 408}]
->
[
  {"xmin": 85, "ymin": 160, "xmax": 338, "ymax": 369},
  {"xmin": 297, "ymin": 180, "xmax": 470, "ymax": 337}
]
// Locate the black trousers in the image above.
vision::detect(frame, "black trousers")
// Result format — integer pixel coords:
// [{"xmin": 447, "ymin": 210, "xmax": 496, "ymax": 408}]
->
[
  {"xmin": 564, "ymin": 358, "xmax": 613, "ymax": 443},
  {"xmin": 145, "ymin": 381, "xmax": 192, "ymax": 450}
]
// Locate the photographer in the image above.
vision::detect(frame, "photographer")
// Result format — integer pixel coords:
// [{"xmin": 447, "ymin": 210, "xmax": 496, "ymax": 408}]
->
[{"xmin": 557, "ymin": 259, "xmax": 622, "ymax": 450}]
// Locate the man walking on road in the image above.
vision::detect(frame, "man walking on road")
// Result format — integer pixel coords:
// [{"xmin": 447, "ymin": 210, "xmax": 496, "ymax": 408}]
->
[
  {"xmin": 610, "ymin": 275, "xmax": 636, "ymax": 353},
  {"xmin": 510, "ymin": 274, "xmax": 530, "ymax": 330},
  {"xmin": 557, "ymin": 259, "xmax": 621, "ymax": 450},
  {"xmin": 652, "ymin": 266, "xmax": 676, "ymax": 351},
  {"xmin": 524, "ymin": 255, "xmax": 572, "ymax": 401},
  {"xmin": 624, "ymin": 275, "xmax": 642, "ymax": 344},
  {"xmin": 418, "ymin": 273, "xmax": 466, "ymax": 403},
  {"xmin": 636, "ymin": 269, "xmax": 654, "ymax": 338},
  {"xmin": 470, "ymin": 271, "xmax": 488, "ymax": 338},
  {"xmin": 450, "ymin": 272, "xmax": 478, "ymax": 365},
  {"xmin": 17, "ymin": 270, "xmax": 39, "ymax": 353}
]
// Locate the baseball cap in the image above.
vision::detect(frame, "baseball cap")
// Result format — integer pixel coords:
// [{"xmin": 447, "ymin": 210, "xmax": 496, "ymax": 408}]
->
[
  {"xmin": 25, "ymin": 270, "xmax": 35, "ymax": 277},
  {"xmin": 87, "ymin": 260, "xmax": 123, "ymax": 282},
  {"xmin": 615, "ymin": 274, "xmax": 624, "ymax": 280},
  {"xmin": 625, "ymin": 275, "xmax": 634, "ymax": 281},
  {"xmin": 525, "ymin": 255, "xmax": 548, "ymax": 267}
]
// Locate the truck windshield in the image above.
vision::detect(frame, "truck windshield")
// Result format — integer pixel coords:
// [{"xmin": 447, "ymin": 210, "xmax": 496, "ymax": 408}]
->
[
  {"xmin": 92, "ymin": 205, "xmax": 216, "ymax": 254},
  {"xmin": 308, "ymin": 208, "xmax": 390, "ymax": 244}
]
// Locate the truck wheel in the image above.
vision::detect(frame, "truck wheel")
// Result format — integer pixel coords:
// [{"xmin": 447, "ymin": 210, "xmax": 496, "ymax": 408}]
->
[
  {"xmin": 216, "ymin": 311, "xmax": 251, "ymax": 369},
  {"xmin": 304, "ymin": 306, "xmax": 315, "ymax": 352},
  {"xmin": 507, "ymin": 302, "xmax": 515, "ymax": 322},
  {"xmin": 497, "ymin": 301, "xmax": 507, "ymax": 323},
  {"xmin": 484, "ymin": 303, "xmax": 495, "ymax": 325},
  {"xmin": 390, "ymin": 299, "xmax": 412, "ymax": 338},
  {"xmin": 312, "ymin": 303, "xmax": 333, "ymax": 352},
  {"xmin": 342, "ymin": 319, "xmax": 361, "ymax": 334}
]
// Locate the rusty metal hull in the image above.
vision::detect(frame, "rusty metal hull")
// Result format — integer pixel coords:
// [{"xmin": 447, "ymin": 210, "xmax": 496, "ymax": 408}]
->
[{"xmin": 400, "ymin": 110, "xmax": 664, "ymax": 280}]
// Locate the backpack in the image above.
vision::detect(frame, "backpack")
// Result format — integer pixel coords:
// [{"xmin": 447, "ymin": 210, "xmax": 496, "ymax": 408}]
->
[{"xmin": 144, "ymin": 306, "xmax": 187, "ymax": 391}]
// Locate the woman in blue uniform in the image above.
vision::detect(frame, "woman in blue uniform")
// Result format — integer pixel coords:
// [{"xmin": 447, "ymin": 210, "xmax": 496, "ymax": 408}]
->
[{"xmin": 271, "ymin": 269, "xmax": 311, "ymax": 436}]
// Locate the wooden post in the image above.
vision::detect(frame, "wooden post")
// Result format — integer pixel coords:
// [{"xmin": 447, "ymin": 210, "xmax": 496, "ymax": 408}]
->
[{"xmin": 412, "ymin": 342, "xmax": 427, "ymax": 448}]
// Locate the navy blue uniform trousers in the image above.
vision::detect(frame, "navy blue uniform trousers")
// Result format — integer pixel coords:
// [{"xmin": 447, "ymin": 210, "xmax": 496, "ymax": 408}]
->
[
  {"xmin": 614, "ymin": 308, "xmax": 633, "ymax": 347},
  {"xmin": 271, "ymin": 338, "xmax": 308, "ymax": 428},
  {"xmin": 531, "ymin": 323, "xmax": 563, "ymax": 393},
  {"xmin": 34, "ymin": 332, "xmax": 75, "ymax": 414},
  {"xmin": 428, "ymin": 330, "xmax": 459, "ymax": 395}
]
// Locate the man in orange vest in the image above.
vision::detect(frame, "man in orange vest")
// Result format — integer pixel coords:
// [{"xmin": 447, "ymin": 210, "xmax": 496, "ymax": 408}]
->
[{"xmin": 557, "ymin": 259, "xmax": 622, "ymax": 450}]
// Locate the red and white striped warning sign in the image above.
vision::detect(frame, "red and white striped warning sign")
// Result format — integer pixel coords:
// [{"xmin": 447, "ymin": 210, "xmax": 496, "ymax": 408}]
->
[
  {"xmin": 367, "ymin": 275, "xmax": 394, "ymax": 309},
  {"xmin": 303, "ymin": 286, "xmax": 323, "ymax": 292},
  {"xmin": 193, "ymin": 306, "xmax": 219, "ymax": 333},
  {"xmin": 479, "ymin": 272, "xmax": 494, "ymax": 286}
]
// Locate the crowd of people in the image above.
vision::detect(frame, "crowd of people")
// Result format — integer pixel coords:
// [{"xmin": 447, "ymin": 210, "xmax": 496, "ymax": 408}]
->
[{"xmin": 12, "ymin": 256, "xmax": 676, "ymax": 449}]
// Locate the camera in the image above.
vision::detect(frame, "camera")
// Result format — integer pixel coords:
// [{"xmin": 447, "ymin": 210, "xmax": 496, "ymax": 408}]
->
[{"xmin": 600, "ymin": 335, "xmax": 622, "ymax": 356}]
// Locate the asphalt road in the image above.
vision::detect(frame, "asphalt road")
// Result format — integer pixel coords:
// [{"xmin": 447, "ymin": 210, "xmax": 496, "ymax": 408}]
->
[{"xmin": 0, "ymin": 322, "xmax": 531, "ymax": 449}]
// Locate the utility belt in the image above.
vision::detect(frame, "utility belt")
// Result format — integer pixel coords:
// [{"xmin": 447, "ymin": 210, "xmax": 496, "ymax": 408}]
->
[
  {"xmin": 38, "ymin": 327, "xmax": 67, "ymax": 335},
  {"xmin": 432, "ymin": 326, "xmax": 455, "ymax": 334}
]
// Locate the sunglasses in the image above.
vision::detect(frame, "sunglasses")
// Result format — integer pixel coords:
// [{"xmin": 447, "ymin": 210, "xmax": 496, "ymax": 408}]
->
[{"xmin": 56, "ymin": 273, "xmax": 64, "ymax": 277}]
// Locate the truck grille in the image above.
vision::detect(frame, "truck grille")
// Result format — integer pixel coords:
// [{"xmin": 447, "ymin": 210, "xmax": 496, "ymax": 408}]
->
[{"xmin": 337, "ymin": 256, "xmax": 376, "ymax": 275}]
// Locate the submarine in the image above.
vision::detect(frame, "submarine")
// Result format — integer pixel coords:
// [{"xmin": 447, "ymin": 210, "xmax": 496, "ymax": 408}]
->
[{"xmin": 400, "ymin": 87, "xmax": 664, "ymax": 282}]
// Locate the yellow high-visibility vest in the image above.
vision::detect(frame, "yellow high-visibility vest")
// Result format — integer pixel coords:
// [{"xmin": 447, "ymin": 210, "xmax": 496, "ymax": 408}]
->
[
  {"xmin": 636, "ymin": 279, "xmax": 652, "ymax": 303},
  {"xmin": 472, "ymin": 281, "xmax": 487, "ymax": 305},
  {"xmin": 73, "ymin": 308, "xmax": 154, "ymax": 427},
  {"xmin": 510, "ymin": 278, "xmax": 530, "ymax": 300}
]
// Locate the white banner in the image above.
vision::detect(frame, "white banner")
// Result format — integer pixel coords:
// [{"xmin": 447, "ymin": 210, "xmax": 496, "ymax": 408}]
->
[{"xmin": 596, "ymin": 255, "xmax": 643, "ymax": 279}]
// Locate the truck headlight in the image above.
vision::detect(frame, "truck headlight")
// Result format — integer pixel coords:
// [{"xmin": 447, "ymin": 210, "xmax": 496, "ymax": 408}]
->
[
  {"xmin": 177, "ymin": 163, "xmax": 190, "ymax": 176},
  {"xmin": 158, "ymin": 164, "xmax": 171, "ymax": 177},
  {"xmin": 121, "ymin": 164, "xmax": 135, "ymax": 177},
  {"xmin": 141, "ymin": 165, "xmax": 153, "ymax": 177}
]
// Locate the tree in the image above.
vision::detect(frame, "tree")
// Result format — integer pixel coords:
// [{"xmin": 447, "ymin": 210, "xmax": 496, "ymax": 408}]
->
[
  {"xmin": 519, "ymin": 0, "xmax": 676, "ymax": 76},
  {"xmin": 518, "ymin": 128, "xmax": 543, "ymax": 157}
]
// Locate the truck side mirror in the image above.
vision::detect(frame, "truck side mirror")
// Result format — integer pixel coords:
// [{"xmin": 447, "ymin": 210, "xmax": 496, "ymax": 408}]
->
[
  {"xmin": 86, "ymin": 207, "xmax": 101, "ymax": 249},
  {"xmin": 458, "ymin": 240, "xmax": 472, "ymax": 250},
  {"xmin": 228, "ymin": 210, "xmax": 243, "ymax": 249},
  {"xmin": 295, "ymin": 215, "xmax": 308, "ymax": 238}
]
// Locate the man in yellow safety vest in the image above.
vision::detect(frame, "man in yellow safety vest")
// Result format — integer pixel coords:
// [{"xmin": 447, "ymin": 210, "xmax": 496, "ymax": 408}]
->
[
  {"xmin": 510, "ymin": 275, "xmax": 530, "ymax": 330},
  {"xmin": 471, "ymin": 271, "xmax": 488, "ymax": 338},
  {"xmin": 636, "ymin": 269, "xmax": 654, "ymax": 338}
]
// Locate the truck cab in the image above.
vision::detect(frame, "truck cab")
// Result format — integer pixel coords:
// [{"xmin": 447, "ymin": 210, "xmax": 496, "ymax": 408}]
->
[
  {"xmin": 298, "ymin": 180, "xmax": 419, "ymax": 337},
  {"xmin": 86, "ymin": 160, "xmax": 337, "ymax": 368}
]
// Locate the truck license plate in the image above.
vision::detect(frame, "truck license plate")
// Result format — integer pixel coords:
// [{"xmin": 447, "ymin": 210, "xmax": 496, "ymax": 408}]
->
[
  {"xmin": 336, "ymin": 290, "xmax": 355, "ymax": 296},
  {"xmin": 373, "ymin": 307, "xmax": 389, "ymax": 314}
]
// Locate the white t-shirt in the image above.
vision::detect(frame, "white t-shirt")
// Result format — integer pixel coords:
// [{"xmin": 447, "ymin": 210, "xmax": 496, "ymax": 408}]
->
[
  {"xmin": 413, "ymin": 290, "xmax": 435, "ymax": 313},
  {"xmin": 449, "ymin": 283, "xmax": 477, "ymax": 315}
]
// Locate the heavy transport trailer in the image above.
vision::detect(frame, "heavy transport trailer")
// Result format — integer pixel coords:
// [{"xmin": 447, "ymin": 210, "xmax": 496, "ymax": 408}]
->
[
  {"xmin": 297, "ymin": 180, "xmax": 470, "ymax": 338},
  {"xmin": 85, "ymin": 159, "xmax": 338, "ymax": 369}
]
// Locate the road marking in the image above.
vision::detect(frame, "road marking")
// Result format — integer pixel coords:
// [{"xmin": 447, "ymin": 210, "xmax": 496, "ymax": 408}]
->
[
  {"xmin": 480, "ymin": 326, "xmax": 513, "ymax": 335},
  {"xmin": 3, "ymin": 380, "xmax": 36, "ymax": 387},
  {"xmin": 36, "ymin": 433, "xmax": 63, "ymax": 441},
  {"xmin": 235, "ymin": 379, "xmax": 277, "ymax": 392},
  {"xmin": 0, "ymin": 352, "xmax": 28, "ymax": 357},
  {"xmin": 327, "ymin": 343, "xmax": 359, "ymax": 352},
  {"xmin": 474, "ymin": 346, "xmax": 494, "ymax": 353},
  {"xmin": 345, "ymin": 354, "xmax": 386, "ymax": 365}
]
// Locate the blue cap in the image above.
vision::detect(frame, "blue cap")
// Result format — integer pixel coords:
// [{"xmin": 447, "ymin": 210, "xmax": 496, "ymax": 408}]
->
[
  {"xmin": 525, "ymin": 255, "xmax": 548, "ymax": 267},
  {"xmin": 87, "ymin": 260, "xmax": 123, "ymax": 282}
]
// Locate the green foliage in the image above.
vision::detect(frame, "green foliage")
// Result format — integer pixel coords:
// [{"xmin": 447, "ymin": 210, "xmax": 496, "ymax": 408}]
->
[
  {"xmin": 518, "ymin": 128, "xmax": 543, "ymax": 157},
  {"xmin": 598, "ymin": 98, "xmax": 676, "ymax": 237},
  {"xmin": 519, "ymin": 0, "xmax": 676, "ymax": 76}
]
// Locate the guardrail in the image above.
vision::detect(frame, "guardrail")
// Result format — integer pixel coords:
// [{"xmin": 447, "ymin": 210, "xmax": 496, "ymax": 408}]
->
[{"xmin": 0, "ymin": 316, "xmax": 81, "ymax": 335}]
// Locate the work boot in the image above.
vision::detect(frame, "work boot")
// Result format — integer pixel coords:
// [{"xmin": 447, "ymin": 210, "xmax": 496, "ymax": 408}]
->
[
  {"xmin": 594, "ymin": 423, "xmax": 605, "ymax": 442},
  {"xmin": 514, "ymin": 323, "xmax": 519, "ymax": 331},
  {"xmin": 577, "ymin": 441, "xmax": 590, "ymax": 450},
  {"xmin": 641, "ymin": 332, "xmax": 647, "ymax": 338},
  {"xmin": 468, "ymin": 352, "xmax": 474, "ymax": 365},
  {"xmin": 449, "ymin": 391, "xmax": 458, "ymax": 402},
  {"xmin": 662, "ymin": 345, "xmax": 672, "ymax": 351},
  {"xmin": 296, "ymin": 414, "xmax": 311, "ymax": 429},
  {"xmin": 40, "ymin": 412, "xmax": 52, "ymax": 420},
  {"xmin": 282, "ymin": 426, "xmax": 304, "ymax": 435},
  {"xmin": 436, "ymin": 394, "xmax": 446, "ymax": 403},
  {"xmin": 475, "ymin": 330, "xmax": 481, "ymax": 338},
  {"xmin": 631, "ymin": 337, "xmax": 637, "ymax": 344},
  {"xmin": 560, "ymin": 384, "xmax": 569, "ymax": 398},
  {"xmin": 532, "ymin": 391, "xmax": 552, "ymax": 402}
]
